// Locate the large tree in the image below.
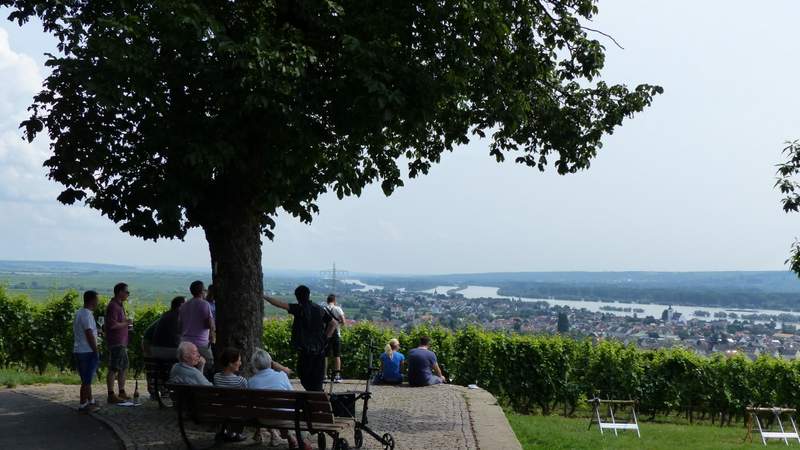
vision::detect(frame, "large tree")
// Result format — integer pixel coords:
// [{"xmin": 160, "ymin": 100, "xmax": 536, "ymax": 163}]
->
[{"xmin": 4, "ymin": 0, "xmax": 661, "ymax": 361}]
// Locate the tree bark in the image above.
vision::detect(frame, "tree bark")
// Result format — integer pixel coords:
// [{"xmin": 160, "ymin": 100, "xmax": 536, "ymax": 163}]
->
[{"xmin": 204, "ymin": 217, "xmax": 264, "ymax": 373}]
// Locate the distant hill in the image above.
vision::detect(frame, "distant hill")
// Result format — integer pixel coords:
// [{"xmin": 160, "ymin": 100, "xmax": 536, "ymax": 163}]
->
[{"xmin": 0, "ymin": 260, "xmax": 137, "ymax": 273}]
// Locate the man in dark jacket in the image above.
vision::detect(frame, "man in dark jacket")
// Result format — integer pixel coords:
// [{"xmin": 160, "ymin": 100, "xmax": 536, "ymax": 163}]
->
[
  {"xmin": 150, "ymin": 296, "xmax": 185, "ymax": 359},
  {"xmin": 265, "ymin": 285, "xmax": 335, "ymax": 391}
]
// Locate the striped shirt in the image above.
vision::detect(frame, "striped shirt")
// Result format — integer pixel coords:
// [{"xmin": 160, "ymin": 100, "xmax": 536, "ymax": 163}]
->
[{"xmin": 213, "ymin": 372, "xmax": 248, "ymax": 389}]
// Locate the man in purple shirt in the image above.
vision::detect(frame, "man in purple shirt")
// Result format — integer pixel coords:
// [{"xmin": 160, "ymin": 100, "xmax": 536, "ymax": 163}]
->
[
  {"xmin": 105, "ymin": 282, "xmax": 132, "ymax": 404},
  {"xmin": 180, "ymin": 280, "xmax": 215, "ymax": 376}
]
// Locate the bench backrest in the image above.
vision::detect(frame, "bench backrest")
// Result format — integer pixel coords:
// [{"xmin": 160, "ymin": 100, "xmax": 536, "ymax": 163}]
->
[{"xmin": 168, "ymin": 384, "xmax": 334, "ymax": 428}]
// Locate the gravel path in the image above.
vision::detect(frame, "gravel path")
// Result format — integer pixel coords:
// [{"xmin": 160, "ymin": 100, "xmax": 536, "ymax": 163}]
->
[{"xmin": 11, "ymin": 379, "xmax": 519, "ymax": 450}]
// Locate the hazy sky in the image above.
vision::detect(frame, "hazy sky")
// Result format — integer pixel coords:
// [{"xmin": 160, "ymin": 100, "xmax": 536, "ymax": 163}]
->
[{"xmin": 1, "ymin": 1, "xmax": 800, "ymax": 274}]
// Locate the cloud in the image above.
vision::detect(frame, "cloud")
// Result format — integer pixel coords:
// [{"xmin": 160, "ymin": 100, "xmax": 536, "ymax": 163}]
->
[{"xmin": 0, "ymin": 26, "xmax": 56, "ymax": 203}]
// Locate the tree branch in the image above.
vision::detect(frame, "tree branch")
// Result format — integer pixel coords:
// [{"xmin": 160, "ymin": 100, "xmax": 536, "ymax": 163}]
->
[{"xmin": 580, "ymin": 26, "xmax": 624, "ymax": 50}]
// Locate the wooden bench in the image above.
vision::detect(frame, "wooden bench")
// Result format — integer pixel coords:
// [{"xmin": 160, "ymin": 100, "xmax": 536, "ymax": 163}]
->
[
  {"xmin": 167, "ymin": 384, "xmax": 354, "ymax": 450},
  {"xmin": 143, "ymin": 357, "xmax": 178, "ymax": 408}
]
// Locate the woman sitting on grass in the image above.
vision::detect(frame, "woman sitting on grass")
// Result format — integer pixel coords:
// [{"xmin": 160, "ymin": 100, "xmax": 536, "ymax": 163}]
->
[
  {"xmin": 248, "ymin": 348, "xmax": 312, "ymax": 450},
  {"xmin": 373, "ymin": 338, "xmax": 405, "ymax": 385}
]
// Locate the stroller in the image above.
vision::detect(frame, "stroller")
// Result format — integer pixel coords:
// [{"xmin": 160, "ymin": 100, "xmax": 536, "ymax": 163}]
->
[{"xmin": 324, "ymin": 345, "xmax": 396, "ymax": 450}]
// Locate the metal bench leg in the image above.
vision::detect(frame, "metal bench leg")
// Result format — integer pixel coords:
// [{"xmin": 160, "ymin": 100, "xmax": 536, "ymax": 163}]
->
[
  {"xmin": 756, "ymin": 414, "xmax": 767, "ymax": 446},
  {"xmin": 609, "ymin": 405, "xmax": 618, "ymax": 436},
  {"xmin": 595, "ymin": 404, "xmax": 603, "ymax": 434},
  {"xmin": 775, "ymin": 411, "xmax": 789, "ymax": 446},
  {"xmin": 790, "ymin": 415, "xmax": 800, "ymax": 444}
]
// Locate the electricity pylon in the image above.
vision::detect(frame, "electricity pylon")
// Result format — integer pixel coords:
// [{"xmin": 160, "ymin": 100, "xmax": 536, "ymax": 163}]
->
[{"xmin": 320, "ymin": 262, "xmax": 349, "ymax": 296}]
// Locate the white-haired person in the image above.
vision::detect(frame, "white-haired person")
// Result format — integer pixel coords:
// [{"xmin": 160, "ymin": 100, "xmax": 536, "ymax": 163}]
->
[
  {"xmin": 248, "ymin": 349, "xmax": 312, "ymax": 450},
  {"xmin": 168, "ymin": 342, "xmax": 211, "ymax": 386},
  {"xmin": 373, "ymin": 338, "xmax": 405, "ymax": 385}
]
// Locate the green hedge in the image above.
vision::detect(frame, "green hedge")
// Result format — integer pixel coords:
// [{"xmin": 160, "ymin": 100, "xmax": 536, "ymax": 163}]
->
[{"xmin": 4, "ymin": 287, "xmax": 800, "ymax": 423}]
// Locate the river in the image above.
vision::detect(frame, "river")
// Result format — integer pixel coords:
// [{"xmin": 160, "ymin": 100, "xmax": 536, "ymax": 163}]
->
[{"xmin": 456, "ymin": 285, "xmax": 799, "ymax": 322}]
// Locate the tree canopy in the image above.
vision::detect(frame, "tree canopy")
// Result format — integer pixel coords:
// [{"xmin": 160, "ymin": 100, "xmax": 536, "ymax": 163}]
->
[
  {"xmin": 776, "ymin": 140, "xmax": 800, "ymax": 275},
  {"xmin": 4, "ymin": 0, "xmax": 661, "ymax": 239},
  {"xmin": 4, "ymin": 0, "xmax": 662, "ymax": 360}
]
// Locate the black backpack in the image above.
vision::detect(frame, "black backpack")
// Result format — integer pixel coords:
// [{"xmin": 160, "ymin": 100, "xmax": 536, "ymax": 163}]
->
[{"xmin": 291, "ymin": 302, "xmax": 329, "ymax": 355}]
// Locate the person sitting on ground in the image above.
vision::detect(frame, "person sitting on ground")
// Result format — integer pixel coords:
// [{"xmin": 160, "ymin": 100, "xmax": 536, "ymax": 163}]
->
[
  {"xmin": 168, "ymin": 342, "xmax": 211, "ymax": 386},
  {"xmin": 73, "ymin": 290, "xmax": 100, "ymax": 412},
  {"xmin": 407, "ymin": 336, "xmax": 446, "ymax": 387},
  {"xmin": 213, "ymin": 347, "xmax": 248, "ymax": 389},
  {"xmin": 264, "ymin": 285, "xmax": 336, "ymax": 392},
  {"xmin": 373, "ymin": 338, "xmax": 405, "ymax": 385},
  {"xmin": 150, "ymin": 296, "xmax": 185, "ymax": 359}
]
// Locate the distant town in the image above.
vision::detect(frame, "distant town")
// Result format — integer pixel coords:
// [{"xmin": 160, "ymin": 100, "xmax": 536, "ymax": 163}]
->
[{"xmin": 334, "ymin": 282, "xmax": 800, "ymax": 360}]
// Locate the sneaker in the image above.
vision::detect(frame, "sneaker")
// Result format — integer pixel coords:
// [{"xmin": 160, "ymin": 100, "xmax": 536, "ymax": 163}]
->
[
  {"xmin": 333, "ymin": 375, "xmax": 342, "ymax": 383},
  {"xmin": 107, "ymin": 393, "xmax": 125, "ymax": 404},
  {"xmin": 223, "ymin": 432, "xmax": 247, "ymax": 443},
  {"xmin": 118, "ymin": 391, "xmax": 131, "ymax": 401},
  {"xmin": 86, "ymin": 403, "xmax": 101, "ymax": 413}
]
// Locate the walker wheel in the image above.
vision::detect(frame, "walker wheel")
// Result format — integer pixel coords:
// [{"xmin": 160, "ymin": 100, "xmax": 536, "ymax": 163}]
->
[
  {"xmin": 382, "ymin": 433, "xmax": 395, "ymax": 450},
  {"xmin": 354, "ymin": 429, "xmax": 363, "ymax": 448}
]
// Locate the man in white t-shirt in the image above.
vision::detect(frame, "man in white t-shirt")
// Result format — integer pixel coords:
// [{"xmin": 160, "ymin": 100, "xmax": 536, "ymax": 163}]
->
[
  {"xmin": 73, "ymin": 290, "xmax": 100, "ymax": 412},
  {"xmin": 324, "ymin": 294, "xmax": 346, "ymax": 383}
]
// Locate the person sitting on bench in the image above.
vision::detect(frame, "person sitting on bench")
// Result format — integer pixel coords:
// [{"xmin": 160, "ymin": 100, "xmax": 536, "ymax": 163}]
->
[
  {"xmin": 248, "ymin": 349, "xmax": 312, "ymax": 450},
  {"xmin": 168, "ymin": 342, "xmax": 211, "ymax": 386},
  {"xmin": 407, "ymin": 336, "xmax": 445, "ymax": 387},
  {"xmin": 373, "ymin": 338, "xmax": 405, "ymax": 385}
]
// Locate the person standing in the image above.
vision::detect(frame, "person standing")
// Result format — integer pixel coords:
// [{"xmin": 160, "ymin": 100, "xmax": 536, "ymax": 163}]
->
[
  {"xmin": 73, "ymin": 290, "xmax": 100, "ymax": 412},
  {"xmin": 105, "ymin": 282, "xmax": 132, "ymax": 403},
  {"xmin": 407, "ymin": 336, "xmax": 446, "ymax": 387},
  {"xmin": 264, "ymin": 285, "xmax": 336, "ymax": 391},
  {"xmin": 151, "ymin": 296, "xmax": 186, "ymax": 359},
  {"xmin": 324, "ymin": 294, "xmax": 345, "ymax": 383},
  {"xmin": 180, "ymin": 281, "xmax": 215, "ymax": 376}
]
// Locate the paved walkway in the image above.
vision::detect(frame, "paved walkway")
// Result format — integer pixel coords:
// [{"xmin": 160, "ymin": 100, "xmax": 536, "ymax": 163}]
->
[
  {"xmin": 10, "ymin": 380, "xmax": 521, "ymax": 450},
  {"xmin": 0, "ymin": 390, "xmax": 122, "ymax": 450}
]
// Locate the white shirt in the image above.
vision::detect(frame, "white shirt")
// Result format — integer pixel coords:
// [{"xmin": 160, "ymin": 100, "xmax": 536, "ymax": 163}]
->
[
  {"xmin": 325, "ymin": 304, "xmax": 345, "ymax": 337},
  {"xmin": 72, "ymin": 308, "xmax": 97, "ymax": 353}
]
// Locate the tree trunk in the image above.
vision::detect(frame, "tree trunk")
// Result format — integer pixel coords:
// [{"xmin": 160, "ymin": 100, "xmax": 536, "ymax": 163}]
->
[{"xmin": 204, "ymin": 217, "xmax": 264, "ymax": 373}]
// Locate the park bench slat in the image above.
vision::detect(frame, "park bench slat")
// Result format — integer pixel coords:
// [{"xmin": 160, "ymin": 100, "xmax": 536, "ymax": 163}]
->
[
  {"xmin": 196, "ymin": 405, "xmax": 335, "ymax": 424},
  {"xmin": 256, "ymin": 418, "xmax": 354, "ymax": 431},
  {"xmin": 191, "ymin": 390, "xmax": 332, "ymax": 412}
]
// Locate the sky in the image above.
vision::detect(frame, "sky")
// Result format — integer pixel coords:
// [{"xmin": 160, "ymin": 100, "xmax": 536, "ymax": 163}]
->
[{"xmin": 1, "ymin": 1, "xmax": 799, "ymax": 275}]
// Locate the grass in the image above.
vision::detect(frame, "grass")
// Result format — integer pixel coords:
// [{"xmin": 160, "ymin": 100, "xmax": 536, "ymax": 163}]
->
[
  {"xmin": 0, "ymin": 366, "xmax": 83, "ymax": 388},
  {"xmin": 507, "ymin": 413, "xmax": 793, "ymax": 449}
]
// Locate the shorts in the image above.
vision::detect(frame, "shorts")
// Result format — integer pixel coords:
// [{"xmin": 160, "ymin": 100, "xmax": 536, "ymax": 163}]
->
[
  {"xmin": 326, "ymin": 335, "xmax": 341, "ymax": 357},
  {"xmin": 108, "ymin": 345, "xmax": 129, "ymax": 371},
  {"xmin": 75, "ymin": 352, "xmax": 99, "ymax": 385}
]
